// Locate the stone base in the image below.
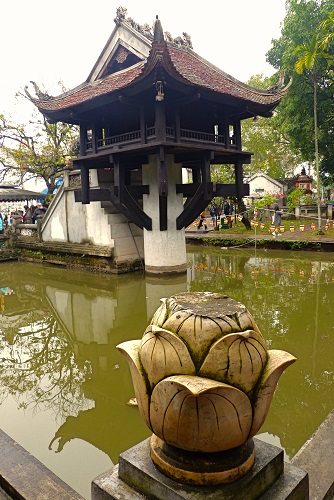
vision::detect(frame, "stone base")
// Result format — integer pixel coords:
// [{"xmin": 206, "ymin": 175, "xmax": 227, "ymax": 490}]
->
[
  {"xmin": 144, "ymin": 263, "xmax": 187, "ymax": 276},
  {"xmin": 92, "ymin": 437, "xmax": 309, "ymax": 500},
  {"xmin": 150, "ymin": 434, "xmax": 255, "ymax": 485}
]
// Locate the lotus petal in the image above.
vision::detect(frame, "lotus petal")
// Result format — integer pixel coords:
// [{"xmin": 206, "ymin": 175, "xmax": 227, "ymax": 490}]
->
[
  {"xmin": 249, "ymin": 350, "xmax": 297, "ymax": 438},
  {"xmin": 139, "ymin": 325, "xmax": 196, "ymax": 388},
  {"xmin": 150, "ymin": 375, "xmax": 252, "ymax": 452},
  {"xmin": 199, "ymin": 330, "xmax": 267, "ymax": 393},
  {"xmin": 238, "ymin": 309, "xmax": 261, "ymax": 334},
  {"xmin": 162, "ymin": 311, "xmax": 240, "ymax": 366},
  {"xmin": 150, "ymin": 298, "xmax": 168, "ymax": 327},
  {"xmin": 116, "ymin": 340, "xmax": 151, "ymax": 429}
]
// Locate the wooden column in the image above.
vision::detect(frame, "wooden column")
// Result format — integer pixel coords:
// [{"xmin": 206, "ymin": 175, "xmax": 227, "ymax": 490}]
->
[
  {"xmin": 140, "ymin": 105, "xmax": 146, "ymax": 144},
  {"xmin": 79, "ymin": 125, "xmax": 87, "ymax": 156},
  {"xmin": 201, "ymin": 150, "xmax": 213, "ymax": 202},
  {"xmin": 175, "ymin": 106, "xmax": 181, "ymax": 142},
  {"xmin": 157, "ymin": 146, "xmax": 167, "ymax": 231},
  {"xmin": 155, "ymin": 101, "xmax": 166, "ymax": 142},
  {"xmin": 113, "ymin": 155, "xmax": 125, "ymax": 204},
  {"xmin": 234, "ymin": 121, "xmax": 242, "ymax": 150},
  {"xmin": 79, "ymin": 163, "xmax": 90, "ymax": 204},
  {"xmin": 234, "ymin": 160, "xmax": 243, "ymax": 199},
  {"xmin": 91, "ymin": 126, "xmax": 97, "ymax": 154}
]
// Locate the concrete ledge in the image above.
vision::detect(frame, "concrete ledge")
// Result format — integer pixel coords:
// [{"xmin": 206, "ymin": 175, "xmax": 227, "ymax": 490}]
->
[
  {"xmin": 292, "ymin": 409, "xmax": 334, "ymax": 500},
  {"xmin": 145, "ymin": 264, "xmax": 187, "ymax": 276},
  {"xmin": 0, "ymin": 429, "xmax": 83, "ymax": 499},
  {"xmin": 91, "ymin": 465, "xmax": 145, "ymax": 500},
  {"xmin": 15, "ymin": 238, "xmax": 114, "ymax": 257}
]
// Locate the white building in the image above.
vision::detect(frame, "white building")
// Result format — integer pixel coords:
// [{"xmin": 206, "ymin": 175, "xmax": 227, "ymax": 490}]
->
[{"xmin": 244, "ymin": 172, "xmax": 285, "ymax": 205}]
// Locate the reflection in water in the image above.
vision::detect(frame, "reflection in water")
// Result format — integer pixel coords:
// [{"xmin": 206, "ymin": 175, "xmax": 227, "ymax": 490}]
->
[{"xmin": 0, "ymin": 249, "xmax": 333, "ymax": 498}]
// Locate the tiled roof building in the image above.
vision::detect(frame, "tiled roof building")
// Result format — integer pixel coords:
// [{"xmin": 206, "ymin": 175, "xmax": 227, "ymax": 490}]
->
[{"xmin": 27, "ymin": 7, "xmax": 290, "ymax": 236}]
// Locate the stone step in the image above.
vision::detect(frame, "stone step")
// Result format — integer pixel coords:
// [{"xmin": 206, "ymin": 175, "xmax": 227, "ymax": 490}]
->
[{"xmin": 259, "ymin": 462, "xmax": 309, "ymax": 499}]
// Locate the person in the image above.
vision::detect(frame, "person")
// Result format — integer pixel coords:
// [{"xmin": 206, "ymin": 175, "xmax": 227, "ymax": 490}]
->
[
  {"xmin": 209, "ymin": 205, "xmax": 216, "ymax": 226},
  {"xmin": 32, "ymin": 202, "xmax": 47, "ymax": 224},
  {"xmin": 223, "ymin": 200, "xmax": 230, "ymax": 217},
  {"xmin": 223, "ymin": 200, "xmax": 232, "ymax": 228},
  {"xmin": 23, "ymin": 204, "xmax": 35, "ymax": 224},
  {"xmin": 197, "ymin": 210, "xmax": 207, "ymax": 230},
  {"xmin": 272, "ymin": 204, "xmax": 283, "ymax": 237}
]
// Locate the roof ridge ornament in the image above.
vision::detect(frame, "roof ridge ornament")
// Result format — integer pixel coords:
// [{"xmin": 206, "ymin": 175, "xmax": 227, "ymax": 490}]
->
[
  {"xmin": 114, "ymin": 7, "xmax": 193, "ymax": 49},
  {"xmin": 114, "ymin": 6, "xmax": 154, "ymax": 40},
  {"xmin": 165, "ymin": 32, "xmax": 193, "ymax": 50},
  {"xmin": 266, "ymin": 70, "xmax": 287, "ymax": 93},
  {"xmin": 153, "ymin": 15, "xmax": 164, "ymax": 42},
  {"xmin": 24, "ymin": 81, "xmax": 53, "ymax": 102}
]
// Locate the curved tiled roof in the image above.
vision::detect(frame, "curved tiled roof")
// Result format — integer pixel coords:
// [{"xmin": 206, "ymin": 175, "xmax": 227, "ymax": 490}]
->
[
  {"xmin": 0, "ymin": 186, "xmax": 42, "ymax": 201},
  {"xmin": 167, "ymin": 46, "xmax": 290, "ymax": 106},
  {"xmin": 31, "ymin": 38, "xmax": 289, "ymax": 116},
  {"xmin": 30, "ymin": 62, "xmax": 145, "ymax": 113}
]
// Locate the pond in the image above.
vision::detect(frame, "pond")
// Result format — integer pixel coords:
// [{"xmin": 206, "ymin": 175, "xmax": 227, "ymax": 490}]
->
[{"xmin": 0, "ymin": 246, "xmax": 333, "ymax": 498}]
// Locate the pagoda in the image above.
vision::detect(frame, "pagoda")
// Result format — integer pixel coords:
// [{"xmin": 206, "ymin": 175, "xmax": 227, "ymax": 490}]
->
[
  {"xmin": 295, "ymin": 166, "xmax": 313, "ymax": 194},
  {"xmin": 27, "ymin": 7, "xmax": 290, "ymax": 274}
]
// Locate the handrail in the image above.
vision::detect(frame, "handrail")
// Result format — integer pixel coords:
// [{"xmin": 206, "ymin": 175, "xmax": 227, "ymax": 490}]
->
[
  {"xmin": 86, "ymin": 127, "xmax": 234, "ymax": 152},
  {"xmin": 180, "ymin": 129, "xmax": 225, "ymax": 145}
]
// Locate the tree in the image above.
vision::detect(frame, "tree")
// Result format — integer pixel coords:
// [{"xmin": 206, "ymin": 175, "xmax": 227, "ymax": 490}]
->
[
  {"xmin": 266, "ymin": 0, "xmax": 334, "ymax": 185},
  {"xmin": 0, "ymin": 111, "xmax": 79, "ymax": 195},
  {"xmin": 286, "ymin": 187, "xmax": 306, "ymax": 213},
  {"xmin": 241, "ymin": 74, "xmax": 302, "ymax": 180},
  {"xmin": 294, "ymin": 34, "xmax": 333, "ymax": 233},
  {"xmin": 253, "ymin": 194, "xmax": 277, "ymax": 211},
  {"xmin": 319, "ymin": 10, "xmax": 334, "ymax": 48}
]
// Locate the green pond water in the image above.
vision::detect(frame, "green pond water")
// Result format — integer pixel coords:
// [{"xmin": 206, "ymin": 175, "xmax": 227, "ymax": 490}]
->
[{"xmin": 0, "ymin": 245, "xmax": 333, "ymax": 498}]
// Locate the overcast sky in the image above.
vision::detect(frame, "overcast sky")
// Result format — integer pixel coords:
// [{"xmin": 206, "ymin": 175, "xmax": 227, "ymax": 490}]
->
[{"xmin": 2, "ymin": 0, "xmax": 287, "ymax": 123}]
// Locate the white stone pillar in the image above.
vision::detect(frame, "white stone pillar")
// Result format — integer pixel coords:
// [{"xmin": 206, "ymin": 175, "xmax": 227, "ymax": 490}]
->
[{"xmin": 142, "ymin": 155, "xmax": 187, "ymax": 275}]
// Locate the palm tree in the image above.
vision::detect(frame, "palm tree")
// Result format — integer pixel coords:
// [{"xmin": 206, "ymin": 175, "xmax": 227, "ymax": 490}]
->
[
  {"xmin": 294, "ymin": 35, "xmax": 333, "ymax": 234},
  {"xmin": 319, "ymin": 11, "xmax": 334, "ymax": 50}
]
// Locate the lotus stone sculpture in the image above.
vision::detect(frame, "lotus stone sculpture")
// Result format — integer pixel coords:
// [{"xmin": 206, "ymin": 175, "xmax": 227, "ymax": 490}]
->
[{"xmin": 117, "ymin": 292, "xmax": 296, "ymax": 485}]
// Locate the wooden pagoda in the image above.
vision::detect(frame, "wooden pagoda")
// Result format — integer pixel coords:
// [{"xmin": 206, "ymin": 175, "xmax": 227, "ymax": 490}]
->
[{"xmin": 27, "ymin": 7, "xmax": 290, "ymax": 274}]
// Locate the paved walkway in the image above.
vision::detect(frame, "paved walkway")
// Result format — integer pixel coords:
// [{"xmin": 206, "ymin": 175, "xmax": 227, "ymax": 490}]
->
[{"xmin": 186, "ymin": 227, "xmax": 334, "ymax": 246}]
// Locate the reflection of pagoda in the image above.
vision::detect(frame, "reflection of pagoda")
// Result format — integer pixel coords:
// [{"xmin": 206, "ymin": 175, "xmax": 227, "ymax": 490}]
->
[
  {"xmin": 295, "ymin": 166, "xmax": 313, "ymax": 194},
  {"xmin": 48, "ymin": 375, "xmax": 150, "ymax": 464}
]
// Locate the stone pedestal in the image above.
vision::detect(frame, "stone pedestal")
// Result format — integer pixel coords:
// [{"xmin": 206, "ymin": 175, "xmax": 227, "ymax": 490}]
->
[
  {"xmin": 92, "ymin": 437, "xmax": 308, "ymax": 499},
  {"xmin": 142, "ymin": 155, "xmax": 187, "ymax": 275}
]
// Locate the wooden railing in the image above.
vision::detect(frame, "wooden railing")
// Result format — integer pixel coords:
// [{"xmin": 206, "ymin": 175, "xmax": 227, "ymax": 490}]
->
[
  {"xmin": 85, "ymin": 126, "xmax": 235, "ymax": 152},
  {"xmin": 97, "ymin": 131, "xmax": 141, "ymax": 148},
  {"xmin": 180, "ymin": 128, "xmax": 226, "ymax": 145}
]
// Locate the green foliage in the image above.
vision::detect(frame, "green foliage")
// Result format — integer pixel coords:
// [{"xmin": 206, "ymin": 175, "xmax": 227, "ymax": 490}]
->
[
  {"xmin": 287, "ymin": 188, "xmax": 306, "ymax": 211},
  {"xmin": 253, "ymin": 194, "xmax": 277, "ymax": 209},
  {"xmin": 0, "ymin": 101, "xmax": 79, "ymax": 194},
  {"xmin": 266, "ymin": 1, "xmax": 334, "ymax": 183},
  {"xmin": 290, "ymin": 240, "xmax": 317, "ymax": 250},
  {"xmin": 210, "ymin": 164, "xmax": 235, "ymax": 184},
  {"xmin": 242, "ymin": 75, "xmax": 301, "ymax": 179}
]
